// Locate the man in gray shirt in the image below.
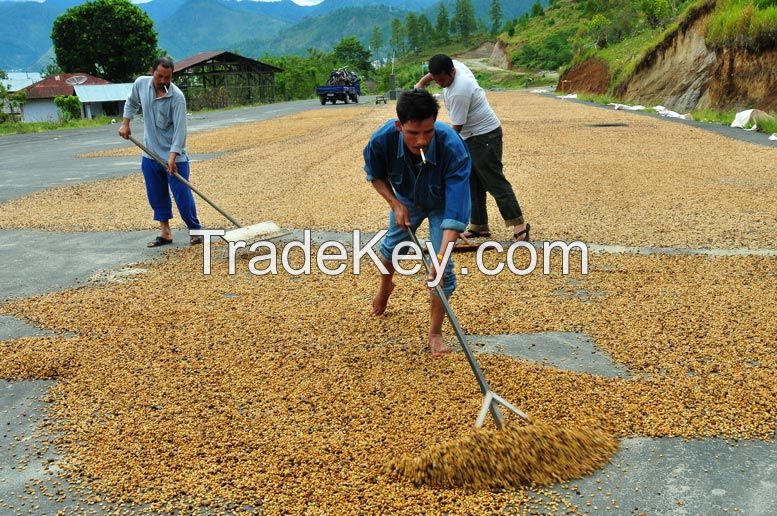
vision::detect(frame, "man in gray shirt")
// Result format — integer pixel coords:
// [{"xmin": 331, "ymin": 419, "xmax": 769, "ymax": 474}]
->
[
  {"xmin": 119, "ymin": 56, "xmax": 202, "ymax": 247},
  {"xmin": 416, "ymin": 54, "xmax": 530, "ymax": 243}
]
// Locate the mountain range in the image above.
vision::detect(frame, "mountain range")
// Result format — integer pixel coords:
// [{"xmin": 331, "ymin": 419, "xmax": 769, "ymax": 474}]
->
[{"xmin": 0, "ymin": 0, "xmax": 541, "ymax": 71}]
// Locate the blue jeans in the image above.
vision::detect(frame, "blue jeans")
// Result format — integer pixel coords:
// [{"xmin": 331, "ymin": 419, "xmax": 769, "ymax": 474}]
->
[
  {"xmin": 379, "ymin": 195, "xmax": 457, "ymax": 297},
  {"xmin": 141, "ymin": 156, "xmax": 202, "ymax": 229}
]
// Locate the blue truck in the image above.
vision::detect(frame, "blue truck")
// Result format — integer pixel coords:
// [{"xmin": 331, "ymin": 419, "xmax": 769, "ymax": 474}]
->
[
  {"xmin": 316, "ymin": 68, "xmax": 361, "ymax": 105},
  {"xmin": 315, "ymin": 83, "xmax": 360, "ymax": 105}
]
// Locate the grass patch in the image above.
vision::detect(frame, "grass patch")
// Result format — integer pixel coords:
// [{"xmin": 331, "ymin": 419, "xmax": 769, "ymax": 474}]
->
[
  {"xmin": 593, "ymin": 28, "xmax": 665, "ymax": 87},
  {"xmin": 706, "ymin": 0, "xmax": 777, "ymax": 50},
  {"xmin": 0, "ymin": 116, "xmax": 115, "ymax": 136},
  {"xmin": 756, "ymin": 115, "xmax": 777, "ymax": 134},
  {"xmin": 576, "ymin": 93, "xmax": 620, "ymax": 104},
  {"xmin": 690, "ymin": 107, "xmax": 777, "ymax": 133},
  {"xmin": 690, "ymin": 108, "xmax": 738, "ymax": 125}
]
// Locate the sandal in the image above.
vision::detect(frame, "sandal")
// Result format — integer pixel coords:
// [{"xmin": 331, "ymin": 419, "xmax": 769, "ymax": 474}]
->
[
  {"xmin": 190, "ymin": 235, "xmax": 204, "ymax": 245},
  {"xmin": 462, "ymin": 229, "xmax": 491, "ymax": 239},
  {"xmin": 512, "ymin": 223, "xmax": 531, "ymax": 243},
  {"xmin": 147, "ymin": 236, "xmax": 173, "ymax": 248}
]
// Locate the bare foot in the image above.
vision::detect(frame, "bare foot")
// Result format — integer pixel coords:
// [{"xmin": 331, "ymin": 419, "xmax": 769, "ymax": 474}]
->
[
  {"xmin": 428, "ymin": 333, "xmax": 452, "ymax": 356},
  {"xmin": 372, "ymin": 280, "xmax": 395, "ymax": 316}
]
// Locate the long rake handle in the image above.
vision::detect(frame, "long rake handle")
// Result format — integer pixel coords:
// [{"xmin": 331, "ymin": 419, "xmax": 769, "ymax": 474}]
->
[
  {"xmin": 406, "ymin": 229, "xmax": 506, "ymax": 429},
  {"xmin": 127, "ymin": 135, "xmax": 243, "ymax": 229}
]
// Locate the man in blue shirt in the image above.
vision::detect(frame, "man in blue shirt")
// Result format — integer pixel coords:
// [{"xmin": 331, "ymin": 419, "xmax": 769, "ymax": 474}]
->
[
  {"xmin": 119, "ymin": 56, "xmax": 202, "ymax": 247},
  {"xmin": 364, "ymin": 89, "xmax": 471, "ymax": 356}
]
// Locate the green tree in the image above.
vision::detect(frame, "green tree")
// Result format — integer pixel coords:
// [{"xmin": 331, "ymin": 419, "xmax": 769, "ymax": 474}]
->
[
  {"xmin": 51, "ymin": 0, "xmax": 158, "ymax": 82},
  {"xmin": 406, "ymin": 13, "xmax": 421, "ymax": 54},
  {"xmin": 390, "ymin": 18, "xmax": 405, "ymax": 55},
  {"xmin": 369, "ymin": 26, "xmax": 383, "ymax": 62},
  {"xmin": 0, "ymin": 70, "xmax": 8, "ymax": 120},
  {"xmin": 531, "ymin": 0, "xmax": 544, "ymax": 17},
  {"xmin": 453, "ymin": 0, "xmax": 477, "ymax": 43},
  {"xmin": 435, "ymin": 2, "xmax": 450, "ymax": 44},
  {"xmin": 490, "ymin": 0, "xmax": 503, "ymax": 35},
  {"xmin": 589, "ymin": 13, "xmax": 610, "ymax": 48},
  {"xmin": 40, "ymin": 60, "xmax": 63, "ymax": 79},
  {"xmin": 640, "ymin": 0, "xmax": 671, "ymax": 28},
  {"xmin": 333, "ymin": 36, "xmax": 372, "ymax": 77},
  {"xmin": 262, "ymin": 49, "xmax": 338, "ymax": 101},
  {"xmin": 54, "ymin": 95, "xmax": 81, "ymax": 121},
  {"xmin": 417, "ymin": 15, "xmax": 435, "ymax": 49}
]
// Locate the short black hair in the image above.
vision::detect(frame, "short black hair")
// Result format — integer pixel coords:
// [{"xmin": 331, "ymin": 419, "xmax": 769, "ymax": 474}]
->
[
  {"xmin": 396, "ymin": 89, "xmax": 439, "ymax": 124},
  {"xmin": 428, "ymin": 54, "xmax": 454, "ymax": 75},
  {"xmin": 151, "ymin": 56, "xmax": 174, "ymax": 72}
]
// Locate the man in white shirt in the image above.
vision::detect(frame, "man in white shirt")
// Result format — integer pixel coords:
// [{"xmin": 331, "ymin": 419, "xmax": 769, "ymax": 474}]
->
[{"xmin": 415, "ymin": 54, "xmax": 530, "ymax": 242}]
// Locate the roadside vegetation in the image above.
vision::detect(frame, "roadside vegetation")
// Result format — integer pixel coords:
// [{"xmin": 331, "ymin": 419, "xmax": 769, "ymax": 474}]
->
[
  {"xmin": 706, "ymin": 0, "xmax": 777, "ymax": 50},
  {"xmin": 501, "ymin": 0, "xmax": 706, "ymax": 84},
  {"xmin": 0, "ymin": 116, "xmax": 114, "ymax": 136}
]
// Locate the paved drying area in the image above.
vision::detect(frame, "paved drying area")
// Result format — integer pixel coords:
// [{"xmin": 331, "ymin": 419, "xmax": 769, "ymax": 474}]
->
[
  {"xmin": 1, "ymin": 93, "xmax": 775, "ymax": 249},
  {"xmin": 0, "ymin": 94, "xmax": 775, "ymax": 513}
]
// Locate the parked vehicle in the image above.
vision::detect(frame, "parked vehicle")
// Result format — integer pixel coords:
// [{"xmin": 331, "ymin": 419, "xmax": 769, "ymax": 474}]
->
[{"xmin": 316, "ymin": 68, "xmax": 361, "ymax": 105}]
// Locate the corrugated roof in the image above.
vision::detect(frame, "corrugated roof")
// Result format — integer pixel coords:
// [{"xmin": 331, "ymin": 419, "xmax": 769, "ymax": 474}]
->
[
  {"xmin": 174, "ymin": 51, "xmax": 283, "ymax": 73},
  {"xmin": 23, "ymin": 73, "xmax": 110, "ymax": 100},
  {"xmin": 175, "ymin": 51, "xmax": 224, "ymax": 72},
  {"xmin": 3, "ymin": 72, "xmax": 43, "ymax": 93},
  {"xmin": 74, "ymin": 83, "xmax": 134, "ymax": 103}
]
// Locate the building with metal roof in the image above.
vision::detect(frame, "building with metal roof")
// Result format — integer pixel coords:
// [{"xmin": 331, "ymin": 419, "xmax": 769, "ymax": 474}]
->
[
  {"xmin": 74, "ymin": 83, "xmax": 134, "ymax": 119},
  {"xmin": 3, "ymin": 72, "xmax": 43, "ymax": 93},
  {"xmin": 21, "ymin": 73, "xmax": 110, "ymax": 123},
  {"xmin": 173, "ymin": 51, "xmax": 283, "ymax": 109}
]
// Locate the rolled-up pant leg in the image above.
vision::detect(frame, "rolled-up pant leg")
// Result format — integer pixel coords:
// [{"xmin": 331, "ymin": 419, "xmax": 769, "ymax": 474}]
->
[{"xmin": 379, "ymin": 201, "xmax": 456, "ymax": 298}]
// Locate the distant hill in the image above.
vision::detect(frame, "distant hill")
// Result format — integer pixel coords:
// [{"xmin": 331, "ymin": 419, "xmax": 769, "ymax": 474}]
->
[
  {"xmin": 234, "ymin": 5, "xmax": 411, "ymax": 57},
  {"xmin": 157, "ymin": 0, "xmax": 292, "ymax": 58},
  {"xmin": 0, "ymin": 0, "xmax": 544, "ymax": 71},
  {"xmin": 0, "ymin": 1, "xmax": 61, "ymax": 70}
]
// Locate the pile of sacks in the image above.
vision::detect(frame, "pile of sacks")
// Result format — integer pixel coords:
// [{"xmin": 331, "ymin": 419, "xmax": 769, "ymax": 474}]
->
[{"xmin": 328, "ymin": 68, "xmax": 360, "ymax": 87}]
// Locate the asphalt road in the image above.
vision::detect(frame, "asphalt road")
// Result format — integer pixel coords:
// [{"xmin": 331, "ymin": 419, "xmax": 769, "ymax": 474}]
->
[{"xmin": 0, "ymin": 98, "xmax": 349, "ymax": 203}]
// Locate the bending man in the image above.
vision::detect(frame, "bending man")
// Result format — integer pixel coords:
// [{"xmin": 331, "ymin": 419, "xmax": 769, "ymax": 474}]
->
[
  {"xmin": 364, "ymin": 89, "xmax": 471, "ymax": 356},
  {"xmin": 416, "ymin": 54, "xmax": 530, "ymax": 242}
]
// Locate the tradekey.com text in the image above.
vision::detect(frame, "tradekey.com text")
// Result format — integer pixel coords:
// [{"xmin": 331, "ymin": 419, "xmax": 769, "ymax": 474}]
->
[{"xmin": 192, "ymin": 229, "xmax": 589, "ymax": 287}]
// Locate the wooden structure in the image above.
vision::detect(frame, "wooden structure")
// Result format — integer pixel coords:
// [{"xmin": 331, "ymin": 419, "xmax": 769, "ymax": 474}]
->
[{"xmin": 173, "ymin": 51, "xmax": 283, "ymax": 110}]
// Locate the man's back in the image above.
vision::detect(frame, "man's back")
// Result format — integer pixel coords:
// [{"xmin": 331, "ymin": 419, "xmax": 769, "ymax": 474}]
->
[{"xmin": 443, "ymin": 60, "xmax": 500, "ymax": 140}]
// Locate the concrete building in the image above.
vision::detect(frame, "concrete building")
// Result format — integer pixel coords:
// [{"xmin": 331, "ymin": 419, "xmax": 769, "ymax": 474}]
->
[{"xmin": 21, "ymin": 73, "xmax": 109, "ymax": 123}]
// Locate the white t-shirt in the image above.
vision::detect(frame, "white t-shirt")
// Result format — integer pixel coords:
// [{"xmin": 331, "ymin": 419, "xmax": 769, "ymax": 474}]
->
[{"xmin": 443, "ymin": 60, "xmax": 500, "ymax": 140}]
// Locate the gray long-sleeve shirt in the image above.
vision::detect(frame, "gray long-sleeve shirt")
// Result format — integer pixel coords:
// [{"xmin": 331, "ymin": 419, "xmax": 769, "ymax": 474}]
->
[{"xmin": 123, "ymin": 75, "xmax": 188, "ymax": 162}]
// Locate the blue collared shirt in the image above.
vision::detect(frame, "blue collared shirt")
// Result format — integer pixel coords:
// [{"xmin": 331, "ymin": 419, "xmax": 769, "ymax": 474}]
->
[
  {"xmin": 363, "ymin": 120, "xmax": 471, "ymax": 232},
  {"xmin": 123, "ymin": 75, "xmax": 188, "ymax": 162}
]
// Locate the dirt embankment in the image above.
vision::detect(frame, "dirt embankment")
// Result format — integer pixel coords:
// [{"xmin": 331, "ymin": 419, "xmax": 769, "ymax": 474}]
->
[
  {"xmin": 490, "ymin": 40, "xmax": 512, "ymax": 70},
  {"xmin": 557, "ymin": 59, "xmax": 610, "ymax": 95},
  {"xmin": 704, "ymin": 47, "xmax": 777, "ymax": 112},
  {"xmin": 563, "ymin": 1, "xmax": 777, "ymax": 112}
]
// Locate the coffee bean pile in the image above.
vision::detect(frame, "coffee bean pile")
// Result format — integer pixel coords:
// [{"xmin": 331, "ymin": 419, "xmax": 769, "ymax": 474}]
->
[
  {"xmin": 386, "ymin": 422, "xmax": 619, "ymax": 489},
  {"xmin": 0, "ymin": 249, "xmax": 774, "ymax": 512}
]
